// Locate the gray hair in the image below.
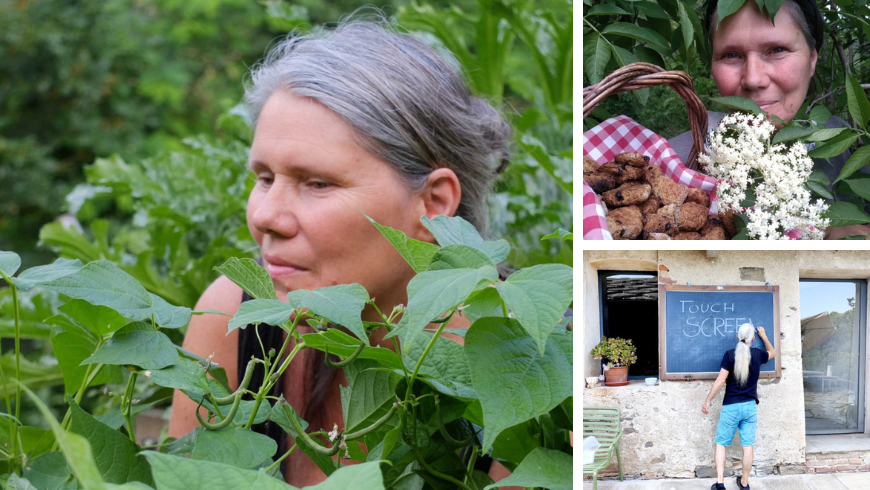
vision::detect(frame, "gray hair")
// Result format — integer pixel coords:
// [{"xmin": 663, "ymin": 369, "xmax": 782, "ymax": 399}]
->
[
  {"xmin": 734, "ymin": 323, "xmax": 755, "ymax": 387},
  {"xmin": 707, "ymin": 0, "xmax": 816, "ymax": 54},
  {"xmin": 244, "ymin": 19, "xmax": 511, "ymax": 234}
]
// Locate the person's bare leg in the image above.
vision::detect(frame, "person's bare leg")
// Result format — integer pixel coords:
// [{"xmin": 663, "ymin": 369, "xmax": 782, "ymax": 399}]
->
[
  {"xmin": 741, "ymin": 445, "xmax": 753, "ymax": 486},
  {"xmin": 715, "ymin": 444, "xmax": 727, "ymax": 483}
]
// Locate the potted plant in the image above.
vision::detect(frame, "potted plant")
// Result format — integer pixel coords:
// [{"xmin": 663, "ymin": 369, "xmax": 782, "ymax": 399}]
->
[{"xmin": 591, "ymin": 337, "xmax": 638, "ymax": 386}]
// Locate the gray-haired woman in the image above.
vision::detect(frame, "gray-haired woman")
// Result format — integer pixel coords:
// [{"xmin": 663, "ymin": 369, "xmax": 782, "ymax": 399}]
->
[
  {"xmin": 167, "ymin": 20, "xmax": 513, "ymax": 486},
  {"xmin": 701, "ymin": 324, "xmax": 776, "ymax": 490}
]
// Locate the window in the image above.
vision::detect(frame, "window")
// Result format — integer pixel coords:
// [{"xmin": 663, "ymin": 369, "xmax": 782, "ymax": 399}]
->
[
  {"xmin": 800, "ymin": 279, "xmax": 866, "ymax": 434},
  {"xmin": 599, "ymin": 271, "xmax": 659, "ymax": 379}
]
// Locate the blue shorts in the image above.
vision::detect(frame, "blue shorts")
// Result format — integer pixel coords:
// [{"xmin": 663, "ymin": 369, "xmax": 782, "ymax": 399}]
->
[{"xmin": 715, "ymin": 401, "xmax": 757, "ymax": 446}]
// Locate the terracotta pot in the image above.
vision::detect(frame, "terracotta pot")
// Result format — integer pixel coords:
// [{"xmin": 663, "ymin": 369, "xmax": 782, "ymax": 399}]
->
[{"xmin": 604, "ymin": 365, "xmax": 630, "ymax": 386}]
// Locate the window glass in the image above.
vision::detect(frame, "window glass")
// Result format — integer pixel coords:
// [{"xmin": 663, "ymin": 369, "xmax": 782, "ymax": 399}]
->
[{"xmin": 600, "ymin": 272, "xmax": 658, "ymax": 378}]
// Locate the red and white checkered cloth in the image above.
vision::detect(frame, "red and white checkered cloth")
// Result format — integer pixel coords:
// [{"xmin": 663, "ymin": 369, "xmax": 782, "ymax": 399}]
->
[{"xmin": 582, "ymin": 116, "xmax": 719, "ymax": 240}]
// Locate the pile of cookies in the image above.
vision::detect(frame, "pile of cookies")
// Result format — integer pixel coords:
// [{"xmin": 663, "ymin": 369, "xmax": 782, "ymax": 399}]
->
[{"xmin": 583, "ymin": 153, "xmax": 730, "ymax": 240}]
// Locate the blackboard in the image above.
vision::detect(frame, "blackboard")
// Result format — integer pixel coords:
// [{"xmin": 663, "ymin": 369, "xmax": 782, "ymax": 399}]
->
[{"xmin": 658, "ymin": 285, "xmax": 781, "ymax": 380}]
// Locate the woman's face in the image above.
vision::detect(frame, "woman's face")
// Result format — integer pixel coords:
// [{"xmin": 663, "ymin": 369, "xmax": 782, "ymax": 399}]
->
[
  {"xmin": 246, "ymin": 91, "xmax": 426, "ymax": 309},
  {"xmin": 711, "ymin": 1, "xmax": 817, "ymax": 125}
]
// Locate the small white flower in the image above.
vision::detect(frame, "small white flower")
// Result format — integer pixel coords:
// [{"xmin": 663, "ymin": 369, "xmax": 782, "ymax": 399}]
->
[{"xmin": 328, "ymin": 424, "xmax": 339, "ymax": 442}]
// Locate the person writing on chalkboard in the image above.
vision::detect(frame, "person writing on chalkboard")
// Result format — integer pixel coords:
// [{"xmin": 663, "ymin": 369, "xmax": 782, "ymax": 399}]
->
[{"xmin": 701, "ymin": 324, "xmax": 776, "ymax": 490}]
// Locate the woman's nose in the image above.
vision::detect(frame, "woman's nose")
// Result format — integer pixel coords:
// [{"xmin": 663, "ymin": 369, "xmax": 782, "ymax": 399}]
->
[
  {"xmin": 741, "ymin": 54, "xmax": 770, "ymax": 92},
  {"xmin": 249, "ymin": 185, "xmax": 300, "ymax": 238}
]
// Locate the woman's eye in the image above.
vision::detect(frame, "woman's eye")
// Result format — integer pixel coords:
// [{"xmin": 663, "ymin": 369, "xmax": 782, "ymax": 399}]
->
[
  {"xmin": 771, "ymin": 47, "xmax": 786, "ymax": 54},
  {"xmin": 256, "ymin": 175, "xmax": 274, "ymax": 186},
  {"xmin": 309, "ymin": 180, "xmax": 330, "ymax": 190},
  {"xmin": 722, "ymin": 52, "xmax": 739, "ymax": 59}
]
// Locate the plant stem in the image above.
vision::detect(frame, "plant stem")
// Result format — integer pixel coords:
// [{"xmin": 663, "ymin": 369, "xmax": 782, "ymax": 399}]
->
[
  {"xmin": 123, "ymin": 372, "xmax": 138, "ymax": 443},
  {"xmin": 411, "ymin": 403, "xmax": 473, "ymax": 490},
  {"xmin": 265, "ymin": 443, "xmax": 297, "ymax": 474},
  {"xmin": 246, "ymin": 342, "xmax": 304, "ymax": 429},
  {"xmin": 403, "ymin": 311, "xmax": 453, "ymax": 403},
  {"xmin": 465, "ymin": 449, "xmax": 479, "ymax": 489}
]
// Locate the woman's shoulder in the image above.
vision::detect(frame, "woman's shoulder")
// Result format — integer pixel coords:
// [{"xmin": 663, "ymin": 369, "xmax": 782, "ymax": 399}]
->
[{"xmin": 198, "ymin": 275, "xmax": 245, "ymax": 311}]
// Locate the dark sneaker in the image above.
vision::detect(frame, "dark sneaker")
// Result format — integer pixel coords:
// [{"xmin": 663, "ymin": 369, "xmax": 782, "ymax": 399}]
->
[
  {"xmin": 711, "ymin": 484, "xmax": 726, "ymax": 490},
  {"xmin": 736, "ymin": 475, "xmax": 749, "ymax": 489}
]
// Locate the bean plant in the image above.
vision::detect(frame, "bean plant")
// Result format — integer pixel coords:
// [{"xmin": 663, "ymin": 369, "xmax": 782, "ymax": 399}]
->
[{"xmin": 0, "ymin": 215, "xmax": 573, "ymax": 490}]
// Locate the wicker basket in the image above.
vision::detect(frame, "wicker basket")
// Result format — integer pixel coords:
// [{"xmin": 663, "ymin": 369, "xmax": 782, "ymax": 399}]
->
[{"xmin": 583, "ymin": 62, "xmax": 708, "ymax": 171}]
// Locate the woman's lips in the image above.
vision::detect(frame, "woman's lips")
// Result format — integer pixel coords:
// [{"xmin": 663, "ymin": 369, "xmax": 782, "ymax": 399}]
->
[
  {"xmin": 756, "ymin": 101, "xmax": 776, "ymax": 111},
  {"xmin": 263, "ymin": 257, "xmax": 307, "ymax": 278}
]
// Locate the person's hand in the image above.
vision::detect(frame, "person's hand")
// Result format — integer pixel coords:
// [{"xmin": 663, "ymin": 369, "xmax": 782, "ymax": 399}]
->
[
  {"xmin": 702, "ymin": 400, "xmax": 710, "ymax": 415},
  {"xmin": 757, "ymin": 326, "xmax": 767, "ymax": 339}
]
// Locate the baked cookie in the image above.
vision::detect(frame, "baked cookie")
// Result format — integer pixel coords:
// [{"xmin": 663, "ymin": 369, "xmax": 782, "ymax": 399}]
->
[
  {"xmin": 675, "ymin": 202, "xmax": 709, "ymax": 231},
  {"xmin": 601, "ymin": 182, "xmax": 651, "ymax": 207},
  {"xmin": 647, "ymin": 233, "xmax": 672, "ymax": 240},
  {"xmin": 685, "ymin": 187, "xmax": 711, "ymax": 208},
  {"xmin": 615, "ymin": 165, "xmax": 645, "ymax": 184},
  {"xmin": 718, "ymin": 207, "xmax": 738, "ymax": 237},
  {"xmin": 583, "ymin": 171, "xmax": 616, "ymax": 194},
  {"xmin": 583, "ymin": 155, "xmax": 599, "ymax": 174},
  {"xmin": 615, "ymin": 152, "xmax": 649, "ymax": 167},
  {"xmin": 639, "ymin": 195, "xmax": 663, "ymax": 215},
  {"xmin": 643, "ymin": 164, "xmax": 664, "ymax": 184},
  {"xmin": 657, "ymin": 203, "xmax": 677, "ymax": 220},
  {"xmin": 700, "ymin": 217, "xmax": 728, "ymax": 240},
  {"xmin": 642, "ymin": 214, "xmax": 677, "ymax": 239},
  {"xmin": 673, "ymin": 231, "xmax": 701, "ymax": 240},
  {"xmin": 606, "ymin": 205, "xmax": 643, "ymax": 240}
]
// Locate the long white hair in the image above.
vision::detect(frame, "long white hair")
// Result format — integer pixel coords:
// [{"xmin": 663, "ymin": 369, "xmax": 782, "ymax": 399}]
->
[{"xmin": 734, "ymin": 323, "xmax": 754, "ymax": 386}]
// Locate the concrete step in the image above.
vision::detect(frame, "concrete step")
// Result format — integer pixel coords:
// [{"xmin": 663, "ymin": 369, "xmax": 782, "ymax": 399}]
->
[{"xmin": 583, "ymin": 472, "xmax": 870, "ymax": 490}]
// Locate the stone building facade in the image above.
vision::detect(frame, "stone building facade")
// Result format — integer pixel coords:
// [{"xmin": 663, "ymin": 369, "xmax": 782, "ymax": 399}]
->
[{"xmin": 583, "ymin": 250, "xmax": 870, "ymax": 480}]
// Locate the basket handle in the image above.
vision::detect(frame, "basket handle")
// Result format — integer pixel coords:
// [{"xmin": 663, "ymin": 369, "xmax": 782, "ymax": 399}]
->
[{"xmin": 582, "ymin": 62, "xmax": 708, "ymax": 171}]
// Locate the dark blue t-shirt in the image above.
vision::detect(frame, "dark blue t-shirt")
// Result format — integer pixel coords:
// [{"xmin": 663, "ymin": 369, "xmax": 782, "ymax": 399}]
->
[{"xmin": 720, "ymin": 347, "xmax": 771, "ymax": 405}]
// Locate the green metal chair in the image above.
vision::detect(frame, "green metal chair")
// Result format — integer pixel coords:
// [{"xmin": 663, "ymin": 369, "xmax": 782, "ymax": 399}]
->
[{"xmin": 583, "ymin": 406, "xmax": 624, "ymax": 490}]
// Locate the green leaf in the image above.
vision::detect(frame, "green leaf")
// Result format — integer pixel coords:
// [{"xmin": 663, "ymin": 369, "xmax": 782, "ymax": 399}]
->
[
  {"xmin": 301, "ymin": 330, "xmax": 402, "ymax": 370},
  {"xmin": 586, "ymin": 4, "xmax": 630, "ymax": 15},
  {"xmin": 150, "ymin": 294, "xmax": 192, "ymax": 329},
  {"xmin": 808, "ymin": 105, "xmax": 832, "ymax": 124},
  {"xmin": 420, "ymin": 216, "xmax": 508, "ymax": 264},
  {"xmin": 676, "ymin": 1, "xmax": 693, "ymax": 53},
  {"xmin": 269, "ymin": 401, "xmax": 335, "ymax": 477},
  {"xmin": 583, "ymin": 33, "xmax": 611, "ymax": 86},
  {"xmin": 10, "ymin": 258, "xmax": 83, "ymax": 291},
  {"xmin": 5, "ymin": 474, "xmax": 38, "ymax": 490},
  {"xmin": 144, "ymin": 452, "xmax": 296, "ymax": 490},
  {"xmin": 824, "ymin": 201, "xmax": 870, "ymax": 227},
  {"xmin": 842, "ymin": 177, "xmax": 870, "ymax": 201},
  {"xmin": 495, "ymin": 264, "xmax": 573, "ymax": 355},
  {"xmin": 189, "ymin": 426, "xmax": 278, "ymax": 469},
  {"xmin": 465, "ymin": 318, "xmax": 573, "ymax": 451},
  {"xmin": 227, "ymin": 299, "xmax": 294, "ymax": 334},
  {"xmin": 716, "ymin": 0, "xmax": 746, "ymax": 28},
  {"xmin": 366, "ymin": 215, "xmax": 439, "ymax": 273},
  {"xmin": 192, "ymin": 309, "xmax": 232, "ymax": 316},
  {"xmin": 809, "ymin": 133, "xmax": 858, "ymax": 159},
  {"xmin": 806, "ymin": 128, "xmax": 849, "ymax": 142},
  {"xmin": 0, "ymin": 251, "xmax": 21, "ymax": 278},
  {"xmin": 428, "ymin": 245, "xmax": 493, "ymax": 271},
  {"xmin": 483, "ymin": 448, "xmax": 573, "ymax": 490},
  {"xmin": 490, "ymin": 421, "xmax": 541, "ymax": 466},
  {"xmin": 59, "ymin": 299, "xmax": 129, "ymax": 336},
  {"xmin": 710, "ymin": 96, "xmax": 762, "ymax": 115},
  {"xmin": 540, "ymin": 228, "xmax": 573, "ymax": 242},
  {"xmin": 763, "ymin": 0, "xmax": 786, "ymax": 22},
  {"xmin": 69, "ymin": 398, "xmax": 153, "ymax": 485},
  {"xmin": 840, "ymin": 235, "xmax": 869, "ymax": 240},
  {"xmin": 833, "ymin": 146, "xmax": 870, "ymax": 183},
  {"xmin": 601, "ymin": 22, "xmax": 669, "ymax": 50},
  {"xmin": 846, "ymin": 73, "xmax": 870, "ymax": 129},
  {"xmin": 145, "ymin": 357, "xmax": 210, "ymax": 400},
  {"xmin": 806, "ymin": 181, "xmax": 834, "ymax": 200},
  {"xmin": 23, "ymin": 452, "xmax": 71, "ymax": 490},
  {"xmin": 343, "ymin": 361, "xmax": 399, "ymax": 433},
  {"xmin": 388, "ymin": 266, "xmax": 498, "ymax": 355},
  {"xmin": 49, "ymin": 317, "xmax": 122, "ymax": 394},
  {"xmin": 307, "ymin": 462, "xmax": 385, "ymax": 490},
  {"xmin": 0, "ymin": 352, "xmax": 64, "ymax": 398},
  {"xmin": 808, "ymin": 171, "xmax": 831, "ymax": 185},
  {"xmin": 772, "ymin": 126, "xmax": 816, "ymax": 144},
  {"xmin": 214, "ymin": 258, "xmax": 277, "ymax": 301},
  {"xmin": 404, "ymin": 331, "xmax": 476, "ymax": 399},
  {"xmin": 462, "ymin": 287, "xmax": 505, "ymax": 324},
  {"xmin": 82, "ymin": 321, "xmax": 179, "ymax": 369},
  {"xmin": 634, "ymin": 1, "xmax": 669, "ymax": 19},
  {"xmin": 40, "ymin": 260, "xmax": 153, "ymax": 321},
  {"xmin": 286, "ymin": 284, "xmax": 369, "ymax": 341}
]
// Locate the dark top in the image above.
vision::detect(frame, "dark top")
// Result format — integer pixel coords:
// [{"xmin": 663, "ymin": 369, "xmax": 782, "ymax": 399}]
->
[{"xmin": 719, "ymin": 347, "xmax": 771, "ymax": 405}]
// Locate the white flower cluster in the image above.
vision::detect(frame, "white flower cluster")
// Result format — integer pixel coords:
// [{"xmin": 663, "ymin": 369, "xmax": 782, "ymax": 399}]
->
[{"xmin": 698, "ymin": 112, "xmax": 829, "ymax": 240}]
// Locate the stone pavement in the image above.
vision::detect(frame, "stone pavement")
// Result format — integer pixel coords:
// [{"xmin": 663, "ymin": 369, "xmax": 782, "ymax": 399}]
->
[{"xmin": 583, "ymin": 472, "xmax": 870, "ymax": 490}]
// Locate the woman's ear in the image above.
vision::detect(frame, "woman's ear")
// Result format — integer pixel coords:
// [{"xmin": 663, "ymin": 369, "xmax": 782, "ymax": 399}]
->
[
  {"xmin": 809, "ymin": 49, "xmax": 818, "ymax": 76},
  {"xmin": 411, "ymin": 167, "xmax": 462, "ymax": 242}
]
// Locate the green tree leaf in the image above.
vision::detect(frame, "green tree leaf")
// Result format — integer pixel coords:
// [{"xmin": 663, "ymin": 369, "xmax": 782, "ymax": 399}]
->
[
  {"xmin": 48, "ymin": 316, "xmax": 121, "ymax": 394},
  {"xmin": 307, "ymin": 462, "xmax": 385, "ymax": 490},
  {"xmin": 495, "ymin": 264, "xmax": 573, "ymax": 355},
  {"xmin": 388, "ymin": 266, "xmax": 498, "ymax": 355},
  {"xmin": 763, "ymin": 0, "xmax": 786, "ymax": 23},
  {"xmin": 483, "ymin": 448, "xmax": 572, "ymax": 490},
  {"xmin": 189, "ymin": 426, "xmax": 278, "ymax": 469},
  {"xmin": 214, "ymin": 258, "xmax": 277, "ymax": 301},
  {"xmin": 676, "ymin": 1, "xmax": 694, "ymax": 53},
  {"xmin": 40, "ymin": 260, "xmax": 153, "ymax": 320},
  {"xmin": 82, "ymin": 321, "xmax": 179, "ymax": 369},
  {"xmin": 541, "ymin": 229, "xmax": 573, "ymax": 242},
  {"xmin": 806, "ymin": 128, "xmax": 849, "ymax": 142},
  {"xmin": 428, "ymin": 245, "xmax": 494, "ymax": 271},
  {"xmin": 403, "ymin": 331, "xmax": 476, "ymax": 399},
  {"xmin": 601, "ymin": 22, "xmax": 669, "ymax": 50},
  {"xmin": 806, "ymin": 181, "xmax": 834, "ymax": 200},
  {"xmin": 716, "ymin": 0, "xmax": 747, "ymax": 28},
  {"xmin": 0, "ymin": 251, "xmax": 21, "ymax": 277},
  {"xmin": 301, "ymin": 330, "xmax": 402, "ymax": 370},
  {"xmin": 22, "ymin": 452, "xmax": 70, "ymax": 490},
  {"xmin": 809, "ymin": 133, "xmax": 859, "ymax": 159},
  {"xmin": 227, "ymin": 299, "xmax": 295, "ymax": 334},
  {"xmin": 342, "ymin": 361, "xmax": 399, "ymax": 433},
  {"xmin": 586, "ymin": 4, "xmax": 630, "ymax": 15},
  {"xmin": 808, "ymin": 105, "xmax": 832, "ymax": 124},
  {"xmin": 366, "ymin": 215, "xmax": 439, "ymax": 273},
  {"xmin": 286, "ymin": 284, "xmax": 369, "ymax": 341},
  {"xmin": 144, "ymin": 357, "xmax": 210, "ymax": 400},
  {"xmin": 420, "ymin": 216, "xmax": 508, "ymax": 264},
  {"xmin": 824, "ymin": 201, "xmax": 870, "ymax": 227},
  {"xmin": 582, "ymin": 33, "xmax": 611, "ymax": 86},
  {"xmin": 69, "ymin": 398, "xmax": 153, "ymax": 485},
  {"xmin": 772, "ymin": 126, "xmax": 816, "ymax": 144},
  {"xmin": 10, "ymin": 258, "xmax": 83, "ymax": 291},
  {"xmin": 846, "ymin": 73, "xmax": 870, "ymax": 129},
  {"xmin": 5, "ymin": 474, "xmax": 38, "ymax": 490},
  {"xmin": 59, "ymin": 299, "xmax": 129, "ymax": 336},
  {"xmin": 150, "ymin": 293, "xmax": 192, "ymax": 329},
  {"xmin": 842, "ymin": 177, "xmax": 870, "ymax": 201},
  {"xmin": 833, "ymin": 146, "xmax": 870, "ymax": 183},
  {"xmin": 634, "ymin": 1, "xmax": 669, "ymax": 19},
  {"xmin": 465, "ymin": 318, "xmax": 572, "ymax": 451},
  {"xmin": 462, "ymin": 287, "xmax": 505, "ymax": 324},
  {"xmin": 144, "ymin": 452, "xmax": 295, "ymax": 490},
  {"xmin": 710, "ymin": 96, "xmax": 762, "ymax": 114}
]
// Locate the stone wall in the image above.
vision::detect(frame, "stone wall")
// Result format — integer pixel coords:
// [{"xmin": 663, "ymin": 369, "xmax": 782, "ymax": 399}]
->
[
  {"xmin": 583, "ymin": 250, "xmax": 870, "ymax": 479},
  {"xmin": 806, "ymin": 451, "xmax": 870, "ymax": 473},
  {"xmin": 805, "ymin": 390, "xmax": 854, "ymax": 422}
]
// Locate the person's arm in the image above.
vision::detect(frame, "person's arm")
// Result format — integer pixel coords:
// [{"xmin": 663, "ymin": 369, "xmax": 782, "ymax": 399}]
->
[
  {"xmin": 167, "ymin": 276, "xmax": 243, "ymax": 438},
  {"xmin": 701, "ymin": 368, "xmax": 729, "ymax": 414},
  {"xmin": 758, "ymin": 326, "xmax": 776, "ymax": 360}
]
